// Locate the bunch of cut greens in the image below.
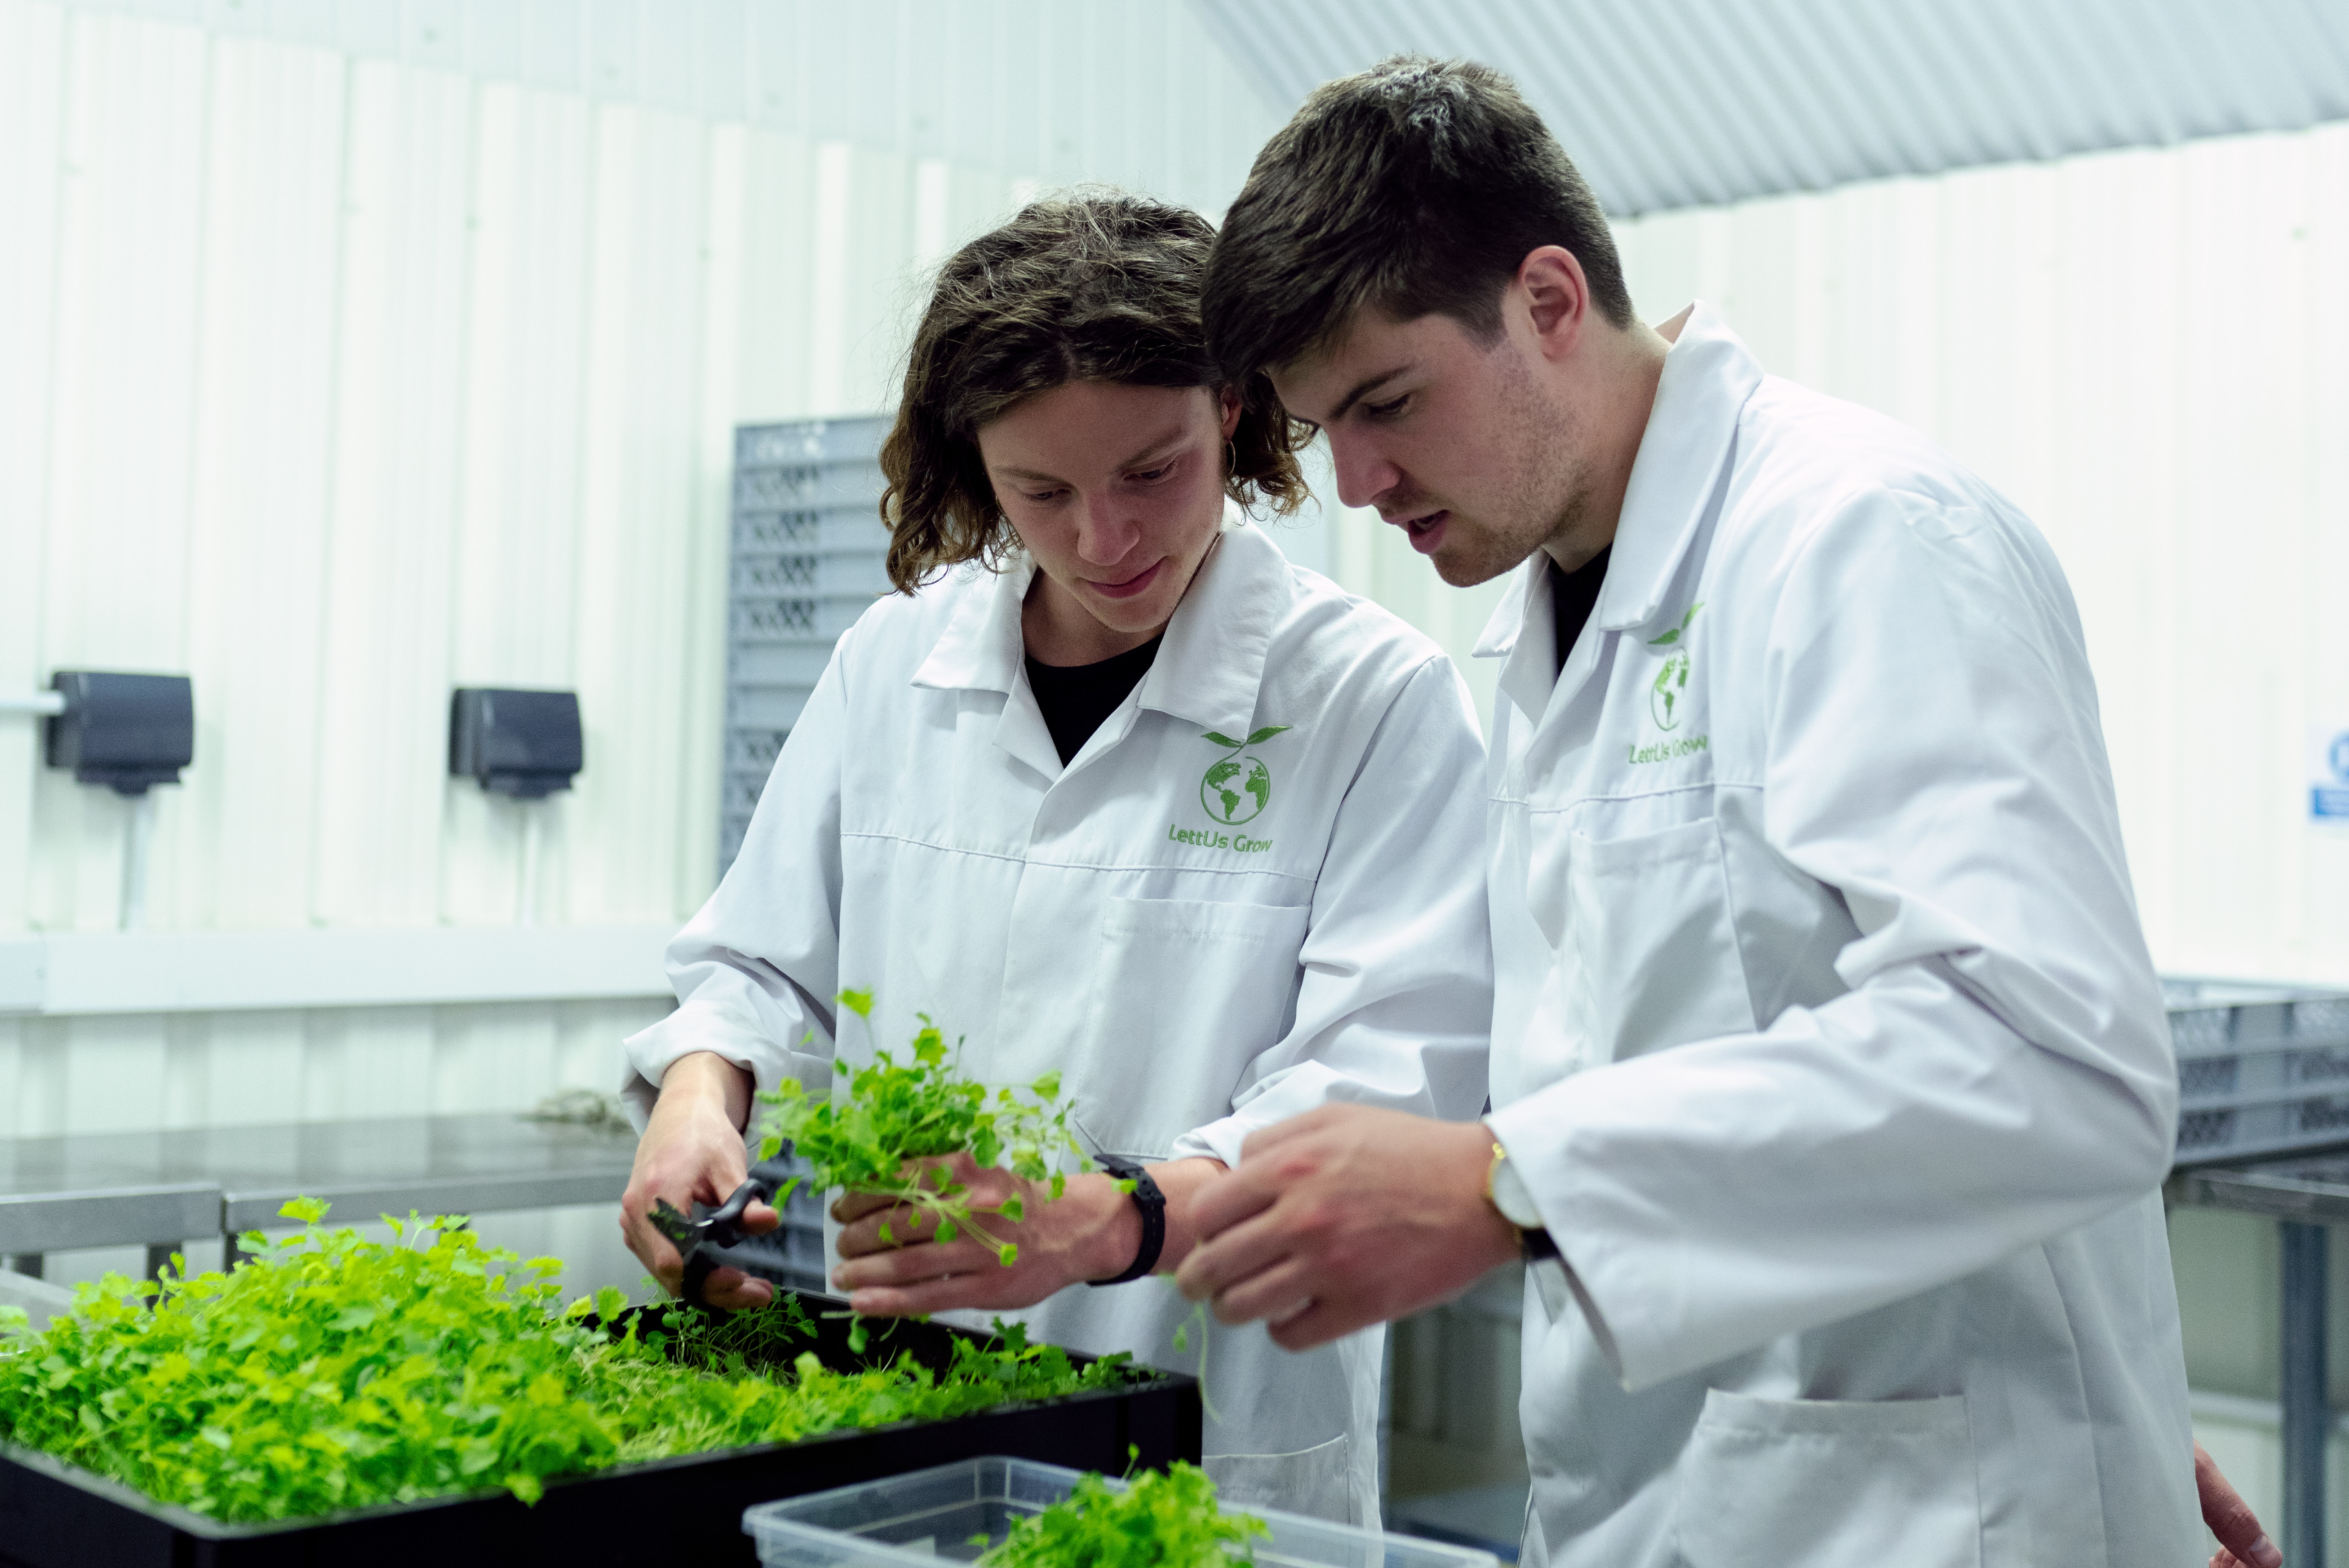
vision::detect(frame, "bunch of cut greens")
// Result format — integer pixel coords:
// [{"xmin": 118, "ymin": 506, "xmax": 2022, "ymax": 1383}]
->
[
  {"xmin": 756, "ymin": 991, "xmax": 1099, "ymax": 1276},
  {"xmin": 0, "ymin": 1199, "xmax": 1130, "ymax": 1525},
  {"xmin": 977, "ymin": 1458, "xmax": 1267, "ymax": 1568}
]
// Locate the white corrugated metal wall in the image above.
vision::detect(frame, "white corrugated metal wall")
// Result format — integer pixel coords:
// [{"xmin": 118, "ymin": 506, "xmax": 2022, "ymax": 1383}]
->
[{"xmin": 0, "ymin": 0, "xmax": 1276, "ymax": 1289}]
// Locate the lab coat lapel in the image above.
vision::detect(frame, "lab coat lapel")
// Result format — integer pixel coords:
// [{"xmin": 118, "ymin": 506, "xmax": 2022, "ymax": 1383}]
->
[
  {"xmin": 1594, "ymin": 303, "xmax": 1764, "ymax": 637},
  {"xmin": 1138, "ymin": 523, "xmax": 1281, "ymax": 742},
  {"xmin": 909, "ymin": 556, "xmax": 1063, "ymax": 780},
  {"xmin": 1476, "ymin": 558, "xmax": 1557, "ymax": 740}
]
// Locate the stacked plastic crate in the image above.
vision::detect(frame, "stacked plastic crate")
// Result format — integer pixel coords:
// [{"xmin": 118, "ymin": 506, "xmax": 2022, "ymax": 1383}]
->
[
  {"xmin": 721, "ymin": 413, "xmax": 895, "ymax": 877},
  {"xmin": 2167, "ymin": 979, "xmax": 2349, "ymax": 1165},
  {"xmin": 722, "ymin": 413, "xmax": 895, "ymax": 1293}
]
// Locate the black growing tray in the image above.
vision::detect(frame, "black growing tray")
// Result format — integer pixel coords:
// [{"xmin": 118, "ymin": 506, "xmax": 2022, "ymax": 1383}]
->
[{"xmin": 0, "ymin": 1293, "xmax": 1200, "ymax": 1568}]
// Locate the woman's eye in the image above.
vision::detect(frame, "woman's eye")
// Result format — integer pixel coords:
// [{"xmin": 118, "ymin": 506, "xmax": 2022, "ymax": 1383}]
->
[
  {"xmin": 1129, "ymin": 465, "xmax": 1173, "ymax": 483},
  {"xmin": 1023, "ymin": 488, "xmax": 1064, "ymax": 503},
  {"xmin": 1365, "ymin": 394, "xmax": 1409, "ymax": 420}
]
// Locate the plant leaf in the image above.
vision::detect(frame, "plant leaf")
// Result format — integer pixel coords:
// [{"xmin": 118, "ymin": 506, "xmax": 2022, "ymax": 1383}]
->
[
  {"xmin": 1243, "ymin": 725, "xmax": 1290, "ymax": 745},
  {"xmin": 1200, "ymin": 731, "xmax": 1244, "ymax": 749}
]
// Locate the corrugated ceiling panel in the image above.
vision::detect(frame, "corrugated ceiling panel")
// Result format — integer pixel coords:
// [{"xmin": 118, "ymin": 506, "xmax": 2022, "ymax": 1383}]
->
[{"xmin": 1184, "ymin": 0, "xmax": 2349, "ymax": 214}]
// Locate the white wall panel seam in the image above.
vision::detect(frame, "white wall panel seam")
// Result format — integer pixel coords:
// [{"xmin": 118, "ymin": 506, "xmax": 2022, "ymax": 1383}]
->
[{"xmin": 300, "ymin": 49, "xmax": 359, "ymax": 928}]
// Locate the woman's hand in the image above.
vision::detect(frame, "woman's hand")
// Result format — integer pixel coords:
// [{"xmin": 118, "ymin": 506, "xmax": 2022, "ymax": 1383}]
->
[
  {"xmin": 619, "ymin": 1052, "xmax": 781, "ymax": 1311},
  {"xmin": 832, "ymin": 1154, "xmax": 1226, "ymax": 1317}
]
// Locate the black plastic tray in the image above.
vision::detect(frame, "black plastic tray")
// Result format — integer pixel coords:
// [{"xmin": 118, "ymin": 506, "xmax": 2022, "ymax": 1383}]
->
[{"xmin": 0, "ymin": 1293, "xmax": 1200, "ymax": 1568}]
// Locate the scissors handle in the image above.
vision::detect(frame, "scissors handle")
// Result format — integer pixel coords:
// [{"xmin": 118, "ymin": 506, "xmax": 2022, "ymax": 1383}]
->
[{"xmin": 667, "ymin": 1155, "xmax": 806, "ymax": 1308}]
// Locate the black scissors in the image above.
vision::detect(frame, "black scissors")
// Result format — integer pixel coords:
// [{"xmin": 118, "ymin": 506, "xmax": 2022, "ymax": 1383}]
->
[{"xmin": 647, "ymin": 1156, "xmax": 804, "ymax": 1307}]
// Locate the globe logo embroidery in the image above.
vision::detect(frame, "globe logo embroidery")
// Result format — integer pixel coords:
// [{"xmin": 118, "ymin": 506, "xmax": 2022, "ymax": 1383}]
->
[
  {"xmin": 1198, "ymin": 725, "xmax": 1290, "ymax": 826},
  {"xmin": 1646, "ymin": 602, "xmax": 1702, "ymax": 732}
]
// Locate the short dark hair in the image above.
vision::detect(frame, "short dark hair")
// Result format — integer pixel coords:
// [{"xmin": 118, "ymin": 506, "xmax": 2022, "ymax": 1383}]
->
[
  {"xmin": 878, "ymin": 192, "xmax": 1308, "ymax": 595},
  {"xmin": 1204, "ymin": 56, "xmax": 1635, "ymax": 384}
]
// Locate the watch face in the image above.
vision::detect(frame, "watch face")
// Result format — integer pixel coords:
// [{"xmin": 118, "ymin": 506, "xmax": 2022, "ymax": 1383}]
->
[{"xmin": 1491, "ymin": 1155, "xmax": 1544, "ymax": 1230}]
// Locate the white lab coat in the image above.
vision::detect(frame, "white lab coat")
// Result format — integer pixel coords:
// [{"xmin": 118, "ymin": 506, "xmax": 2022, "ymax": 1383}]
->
[
  {"xmin": 625, "ymin": 520, "xmax": 1493, "ymax": 1525},
  {"xmin": 1480, "ymin": 306, "xmax": 2198, "ymax": 1567}
]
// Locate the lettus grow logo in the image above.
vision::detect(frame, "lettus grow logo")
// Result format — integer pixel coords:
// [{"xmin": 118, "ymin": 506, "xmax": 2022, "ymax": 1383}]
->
[
  {"xmin": 1647, "ymin": 603, "xmax": 1702, "ymax": 731},
  {"xmin": 1199, "ymin": 725, "xmax": 1290, "ymax": 826}
]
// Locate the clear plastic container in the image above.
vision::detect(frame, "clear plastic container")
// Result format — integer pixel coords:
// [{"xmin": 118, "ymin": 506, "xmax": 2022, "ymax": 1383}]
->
[{"xmin": 743, "ymin": 1455, "xmax": 1502, "ymax": 1568}]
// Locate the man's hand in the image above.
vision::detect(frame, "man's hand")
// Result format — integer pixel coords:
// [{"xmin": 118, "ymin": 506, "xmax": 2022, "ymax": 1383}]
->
[
  {"xmin": 618, "ymin": 1052, "xmax": 781, "ymax": 1310},
  {"xmin": 2197, "ymin": 1442, "xmax": 2280, "ymax": 1568},
  {"xmin": 833, "ymin": 1155, "xmax": 1226, "ymax": 1318},
  {"xmin": 1174, "ymin": 1105, "xmax": 1520, "ymax": 1350}
]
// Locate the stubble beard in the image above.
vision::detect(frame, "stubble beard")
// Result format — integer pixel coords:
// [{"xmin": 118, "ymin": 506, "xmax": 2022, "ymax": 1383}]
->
[{"xmin": 1427, "ymin": 363, "xmax": 1593, "ymax": 588}]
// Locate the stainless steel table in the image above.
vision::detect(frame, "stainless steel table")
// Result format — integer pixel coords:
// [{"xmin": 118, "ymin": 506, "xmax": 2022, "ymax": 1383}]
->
[
  {"xmin": 0, "ymin": 1112, "xmax": 638, "ymax": 1277},
  {"xmin": 0, "ymin": 1183, "xmax": 219, "ymax": 1282},
  {"xmin": 2169, "ymin": 1152, "xmax": 2349, "ymax": 1567}
]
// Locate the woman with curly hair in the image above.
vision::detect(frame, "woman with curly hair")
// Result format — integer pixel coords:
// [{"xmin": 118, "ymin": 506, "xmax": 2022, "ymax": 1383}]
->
[{"xmin": 618, "ymin": 193, "xmax": 1491, "ymax": 1523}]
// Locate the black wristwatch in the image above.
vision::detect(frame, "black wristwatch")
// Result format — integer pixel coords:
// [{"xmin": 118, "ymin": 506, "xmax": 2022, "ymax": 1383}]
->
[{"xmin": 1086, "ymin": 1155, "xmax": 1167, "ymax": 1286}]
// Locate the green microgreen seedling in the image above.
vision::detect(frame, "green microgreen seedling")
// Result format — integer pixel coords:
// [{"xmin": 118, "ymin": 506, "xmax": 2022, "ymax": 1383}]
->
[
  {"xmin": 975, "ymin": 1453, "xmax": 1267, "ymax": 1567},
  {"xmin": 756, "ymin": 991, "xmax": 1090, "ymax": 1276},
  {"xmin": 0, "ymin": 1199, "xmax": 1132, "ymax": 1525}
]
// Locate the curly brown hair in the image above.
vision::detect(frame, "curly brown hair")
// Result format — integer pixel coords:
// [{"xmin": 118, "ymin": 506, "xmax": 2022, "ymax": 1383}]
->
[{"xmin": 878, "ymin": 192, "xmax": 1310, "ymax": 595}]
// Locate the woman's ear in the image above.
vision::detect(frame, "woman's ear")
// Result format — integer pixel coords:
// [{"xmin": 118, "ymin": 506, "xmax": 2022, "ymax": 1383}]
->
[{"xmin": 1218, "ymin": 384, "xmax": 1244, "ymax": 439}]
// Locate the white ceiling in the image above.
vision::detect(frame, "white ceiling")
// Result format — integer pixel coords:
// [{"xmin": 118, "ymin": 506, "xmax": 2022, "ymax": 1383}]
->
[{"xmin": 1183, "ymin": 0, "xmax": 2349, "ymax": 215}]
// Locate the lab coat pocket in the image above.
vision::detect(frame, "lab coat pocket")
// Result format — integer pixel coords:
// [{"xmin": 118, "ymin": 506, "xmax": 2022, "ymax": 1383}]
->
[
  {"xmin": 1677, "ymin": 1390, "xmax": 1981, "ymax": 1568},
  {"xmin": 1207, "ymin": 1434, "xmax": 1353, "ymax": 1525},
  {"xmin": 1080, "ymin": 896, "xmax": 1312, "ymax": 1159},
  {"xmin": 1571, "ymin": 817, "xmax": 1756, "ymax": 1059}
]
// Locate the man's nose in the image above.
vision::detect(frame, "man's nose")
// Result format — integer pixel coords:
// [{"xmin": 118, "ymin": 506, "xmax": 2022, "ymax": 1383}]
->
[{"xmin": 1326, "ymin": 431, "xmax": 1400, "ymax": 514}]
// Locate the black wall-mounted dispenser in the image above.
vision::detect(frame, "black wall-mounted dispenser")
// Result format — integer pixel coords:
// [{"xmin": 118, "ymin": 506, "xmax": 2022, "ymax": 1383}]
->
[
  {"xmin": 449, "ymin": 688, "xmax": 584, "ymax": 799},
  {"xmin": 44, "ymin": 672, "xmax": 195, "ymax": 796}
]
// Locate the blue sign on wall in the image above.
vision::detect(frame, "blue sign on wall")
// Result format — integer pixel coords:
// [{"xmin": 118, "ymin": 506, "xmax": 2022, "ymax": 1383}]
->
[{"xmin": 2316, "ymin": 731, "xmax": 2349, "ymax": 819}]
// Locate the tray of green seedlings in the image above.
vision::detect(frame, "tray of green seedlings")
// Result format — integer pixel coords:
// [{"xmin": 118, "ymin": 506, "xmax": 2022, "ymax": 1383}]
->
[
  {"xmin": 0, "ymin": 1005, "xmax": 1199, "ymax": 1568},
  {"xmin": 743, "ymin": 1455, "xmax": 1503, "ymax": 1568}
]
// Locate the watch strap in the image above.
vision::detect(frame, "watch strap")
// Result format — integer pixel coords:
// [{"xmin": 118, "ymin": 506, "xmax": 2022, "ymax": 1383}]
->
[
  {"xmin": 1086, "ymin": 1156, "xmax": 1166, "ymax": 1286},
  {"xmin": 1484, "ymin": 1138, "xmax": 1561, "ymax": 1262}
]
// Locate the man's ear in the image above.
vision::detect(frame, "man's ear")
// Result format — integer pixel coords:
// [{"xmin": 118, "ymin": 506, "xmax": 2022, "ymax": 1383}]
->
[{"xmin": 1518, "ymin": 245, "xmax": 1590, "ymax": 360}]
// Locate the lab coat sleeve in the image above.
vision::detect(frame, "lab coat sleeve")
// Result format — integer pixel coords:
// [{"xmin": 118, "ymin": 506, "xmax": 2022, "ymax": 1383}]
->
[
  {"xmin": 618, "ymin": 633, "xmax": 850, "ymax": 1132},
  {"xmin": 1169, "ymin": 655, "xmax": 1494, "ymax": 1168},
  {"xmin": 1486, "ymin": 491, "xmax": 2177, "ymax": 1391}
]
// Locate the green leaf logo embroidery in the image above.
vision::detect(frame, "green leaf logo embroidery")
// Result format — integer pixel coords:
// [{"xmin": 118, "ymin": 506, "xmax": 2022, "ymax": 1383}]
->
[
  {"xmin": 1199, "ymin": 726, "xmax": 1289, "ymax": 826},
  {"xmin": 1648, "ymin": 603, "xmax": 1701, "ymax": 731}
]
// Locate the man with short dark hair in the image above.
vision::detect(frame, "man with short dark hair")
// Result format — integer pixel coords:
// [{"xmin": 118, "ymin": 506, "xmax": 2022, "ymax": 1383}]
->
[{"xmin": 1177, "ymin": 57, "xmax": 2223, "ymax": 1567}]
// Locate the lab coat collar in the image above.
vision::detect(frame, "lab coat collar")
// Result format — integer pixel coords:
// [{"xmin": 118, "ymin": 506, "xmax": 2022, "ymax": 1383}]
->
[
  {"xmin": 907, "ymin": 520, "xmax": 1282, "ymax": 757},
  {"xmin": 910, "ymin": 555, "xmax": 1060, "ymax": 777},
  {"xmin": 1139, "ymin": 521, "xmax": 1283, "ymax": 741},
  {"xmin": 1471, "ymin": 302, "xmax": 1764, "ymax": 663},
  {"xmin": 912, "ymin": 556, "xmax": 1031, "ymax": 697}
]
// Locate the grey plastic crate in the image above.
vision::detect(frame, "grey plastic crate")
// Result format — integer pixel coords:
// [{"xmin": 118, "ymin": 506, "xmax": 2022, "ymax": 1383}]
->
[
  {"xmin": 722, "ymin": 414, "xmax": 894, "ymax": 877},
  {"xmin": 744, "ymin": 1455, "xmax": 1501, "ymax": 1568},
  {"xmin": 2167, "ymin": 977, "xmax": 2349, "ymax": 1166}
]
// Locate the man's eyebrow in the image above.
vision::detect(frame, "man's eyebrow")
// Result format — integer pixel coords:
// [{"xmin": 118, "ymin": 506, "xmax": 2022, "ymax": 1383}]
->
[{"xmin": 1323, "ymin": 365, "xmax": 1413, "ymax": 425}]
